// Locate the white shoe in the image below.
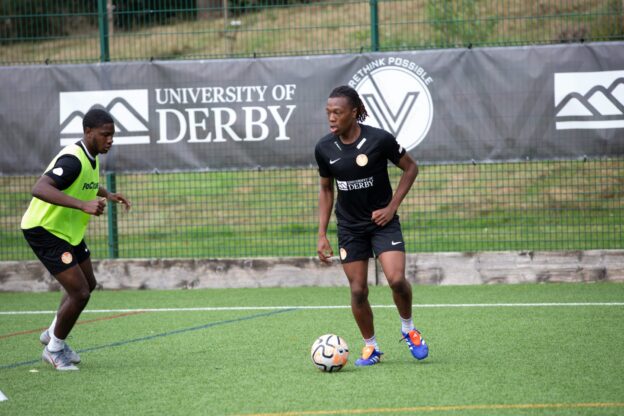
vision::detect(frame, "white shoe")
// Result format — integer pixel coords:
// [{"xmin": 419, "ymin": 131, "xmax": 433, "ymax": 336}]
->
[
  {"xmin": 40, "ymin": 330, "xmax": 81, "ymax": 364},
  {"xmin": 42, "ymin": 347, "xmax": 79, "ymax": 371}
]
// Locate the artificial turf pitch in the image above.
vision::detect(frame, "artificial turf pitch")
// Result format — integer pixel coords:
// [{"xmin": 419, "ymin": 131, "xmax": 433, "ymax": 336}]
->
[{"xmin": 0, "ymin": 283, "xmax": 623, "ymax": 415}]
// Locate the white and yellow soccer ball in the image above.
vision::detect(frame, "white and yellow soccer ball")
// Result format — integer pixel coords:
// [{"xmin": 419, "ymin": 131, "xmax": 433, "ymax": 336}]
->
[{"xmin": 310, "ymin": 334, "xmax": 349, "ymax": 372}]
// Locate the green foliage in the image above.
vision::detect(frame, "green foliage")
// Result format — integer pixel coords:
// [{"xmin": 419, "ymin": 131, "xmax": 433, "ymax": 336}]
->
[
  {"xmin": 228, "ymin": 0, "xmax": 321, "ymax": 15},
  {"xmin": 585, "ymin": 0, "xmax": 624, "ymax": 41},
  {"xmin": 426, "ymin": 0, "xmax": 497, "ymax": 47},
  {"xmin": 0, "ymin": 0, "xmax": 95, "ymax": 43},
  {"xmin": 1, "ymin": 0, "xmax": 622, "ymax": 61},
  {"xmin": 0, "ymin": 0, "xmax": 197, "ymax": 42},
  {"xmin": 2, "ymin": 160, "xmax": 623, "ymax": 261},
  {"xmin": 113, "ymin": 0, "xmax": 196, "ymax": 30}
]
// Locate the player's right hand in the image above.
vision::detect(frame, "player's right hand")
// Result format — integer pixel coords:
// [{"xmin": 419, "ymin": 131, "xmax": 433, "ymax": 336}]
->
[
  {"xmin": 317, "ymin": 235, "xmax": 333, "ymax": 264},
  {"xmin": 82, "ymin": 198, "xmax": 107, "ymax": 216}
]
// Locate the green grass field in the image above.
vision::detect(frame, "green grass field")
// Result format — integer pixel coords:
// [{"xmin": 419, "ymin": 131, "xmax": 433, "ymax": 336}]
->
[{"xmin": 1, "ymin": 283, "xmax": 623, "ymax": 415}]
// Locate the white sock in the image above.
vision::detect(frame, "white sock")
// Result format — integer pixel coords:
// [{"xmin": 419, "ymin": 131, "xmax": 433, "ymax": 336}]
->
[
  {"xmin": 48, "ymin": 316, "xmax": 57, "ymax": 335},
  {"xmin": 47, "ymin": 332, "xmax": 65, "ymax": 352},
  {"xmin": 363, "ymin": 335, "xmax": 379, "ymax": 351},
  {"xmin": 401, "ymin": 316, "xmax": 415, "ymax": 334}
]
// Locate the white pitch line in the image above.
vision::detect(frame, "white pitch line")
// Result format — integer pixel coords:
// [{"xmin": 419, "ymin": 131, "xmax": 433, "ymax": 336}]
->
[
  {"xmin": 0, "ymin": 390, "xmax": 8, "ymax": 402},
  {"xmin": 0, "ymin": 302, "xmax": 623, "ymax": 315}
]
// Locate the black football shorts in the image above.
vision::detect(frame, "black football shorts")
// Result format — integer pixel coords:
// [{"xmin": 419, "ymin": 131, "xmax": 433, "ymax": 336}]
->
[
  {"xmin": 337, "ymin": 216, "xmax": 405, "ymax": 264},
  {"xmin": 22, "ymin": 226, "xmax": 90, "ymax": 275}
]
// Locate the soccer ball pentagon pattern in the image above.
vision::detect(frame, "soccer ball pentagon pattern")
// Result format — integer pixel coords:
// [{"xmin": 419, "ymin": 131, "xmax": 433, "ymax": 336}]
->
[{"xmin": 310, "ymin": 334, "xmax": 349, "ymax": 372}]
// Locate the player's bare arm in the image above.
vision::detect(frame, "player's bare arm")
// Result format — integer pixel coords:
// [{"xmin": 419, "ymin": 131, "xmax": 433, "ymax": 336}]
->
[
  {"xmin": 371, "ymin": 153, "xmax": 418, "ymax": 227},
  {"xmin": 317, "ymin": 176, "xmax": 334, "ymax": 263},
  {"xmin": 32, "ymin": 175, "xmax": 106, "ymax": 216}
]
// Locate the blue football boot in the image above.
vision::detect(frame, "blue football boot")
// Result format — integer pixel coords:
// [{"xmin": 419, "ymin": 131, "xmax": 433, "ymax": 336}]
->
[
  {"xmin": 401, "ymin": 329, "xmax": 429, "ymax": 360},
  {"xmin": 354, "ymin": 345, "xmax": 384, "ymax": 366}
]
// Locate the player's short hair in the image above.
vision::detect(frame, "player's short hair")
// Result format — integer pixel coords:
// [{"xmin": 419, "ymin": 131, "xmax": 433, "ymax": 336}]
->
[
  {"xmin": 329, "ymin": 85, "xmax": 368, "ymax": 122},
  {"xmin": 83, "ymin": 108, "xmax": 114, "ymax": 130}
]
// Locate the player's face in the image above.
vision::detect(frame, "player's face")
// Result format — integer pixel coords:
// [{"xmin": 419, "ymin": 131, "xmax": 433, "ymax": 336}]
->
[
  {"xmin": 326, "ymin": 97, "xmax": 357, "ymax": 137},
  {"xmin": 87, "ymin": 123, "xmax": 115, "ymax": 154}
]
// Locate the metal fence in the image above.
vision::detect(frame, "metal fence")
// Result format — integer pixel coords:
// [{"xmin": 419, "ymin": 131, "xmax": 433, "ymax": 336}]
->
[
  {"xmin": 1, "ymin": 0, "xmax": 622, "ymax": 64},
  {"xmin": 1, "ymin": 1, "xmax": 623, "ymax": 261},
  {"xmin": 2, "ymin": 159, "xmax": 623, "ymax": 261}
]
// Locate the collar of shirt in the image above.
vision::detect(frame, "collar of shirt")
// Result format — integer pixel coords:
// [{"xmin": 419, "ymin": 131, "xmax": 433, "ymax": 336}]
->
[{"xmin": 79, "ymin": 140, "xmax": 96, "ymax": 161}]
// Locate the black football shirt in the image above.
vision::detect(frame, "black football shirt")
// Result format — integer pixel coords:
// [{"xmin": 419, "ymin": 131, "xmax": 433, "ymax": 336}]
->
[
  {"xmin": 315, "ymin": 124, "xmax": 406, "ymax": 228},
  {"xmin": 44, "ymin": 141, "xmax": 97, "ymax": 190}
]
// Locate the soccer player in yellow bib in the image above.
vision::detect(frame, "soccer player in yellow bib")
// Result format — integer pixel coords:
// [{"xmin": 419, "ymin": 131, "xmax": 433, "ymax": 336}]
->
[
  {"xmin": 315, "ymin": 86, "xmax": 428, "ymax": 366},
  {"xmin": 21, "ymin": 108, "xmax": 131, "ymax": 371}
]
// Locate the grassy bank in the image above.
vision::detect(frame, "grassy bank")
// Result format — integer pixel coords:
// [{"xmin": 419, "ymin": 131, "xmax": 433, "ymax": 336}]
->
[
  {"xmin": 1, "ymin": 0, "xmax": 621, "ymax": 64},
  {"xmin": 2, "ymin": 159, "xmax": 622, "ymax": 261}
]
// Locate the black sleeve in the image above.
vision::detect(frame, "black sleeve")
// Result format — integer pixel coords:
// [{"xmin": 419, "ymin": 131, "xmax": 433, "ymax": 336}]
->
[
  {"xmin": 314, "ymin": 143, "xmax": 331, "ymax": 178},
  {"xmin": 383, "ymin": 131, "xmax": 406, "ymax": 166},
  {"xmin": 44, "ymin": 155, "xmax": 82, "ymax": 190}
]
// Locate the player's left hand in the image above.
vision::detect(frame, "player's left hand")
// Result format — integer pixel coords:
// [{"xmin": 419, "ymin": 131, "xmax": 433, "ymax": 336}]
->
[
  {"xmin": 108, "ymin": 193, "xmax": 132, "ymax": 211},
  {"xmin": 371, "ymin": 206, "xmax": 395, "ymax": 227}
]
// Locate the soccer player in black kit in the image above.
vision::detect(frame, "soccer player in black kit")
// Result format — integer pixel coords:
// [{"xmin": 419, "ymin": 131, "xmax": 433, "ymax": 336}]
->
[{"xmin": 315, "ymin": 85, "xmax": 428, "ymax": 366}]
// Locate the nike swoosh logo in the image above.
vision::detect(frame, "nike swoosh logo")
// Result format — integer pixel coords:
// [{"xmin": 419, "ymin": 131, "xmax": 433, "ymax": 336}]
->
[
  {"xmin": 330, "ymin": 158, "xmax": 341, "ymax": 164},
  {"xmin": 391, "ymin": 241, "xmax": 403, "ymax": 246}
]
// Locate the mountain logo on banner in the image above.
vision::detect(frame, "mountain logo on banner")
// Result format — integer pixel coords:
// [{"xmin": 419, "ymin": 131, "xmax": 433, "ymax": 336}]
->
[
  {"xmin": 554, "ymin": 71, "xmax": 624, "ymax": 130},
  {"xmin": 349, "ymin": 58, "xmax": 434, "ymax": 150},
  {"xmin": 59, "ymin": 90, "xmax": 150, "ymax": 146}
]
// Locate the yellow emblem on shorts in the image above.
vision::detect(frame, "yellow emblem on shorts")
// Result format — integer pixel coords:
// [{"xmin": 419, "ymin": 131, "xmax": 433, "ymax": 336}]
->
[
  {"xmin": 339, "ymin": 248, "xmax": 347, "ymax": 260},
  {"xmin": 61, "ymin": 252, "xmax": 73, "ymax": 264},
  {"xmin": 356, "ymin": 154, "xmax": 368, "ymax": 167}
]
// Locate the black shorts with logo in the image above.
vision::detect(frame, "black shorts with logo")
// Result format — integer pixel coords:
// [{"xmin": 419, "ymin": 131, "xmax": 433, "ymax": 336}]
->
[
  {"xmin": 22, "ymin": 226, "xmax": 90, "ymax": 275},
  {"xmin": 337, "ymin": 216, "xmax": 405, "ymax": 264}
]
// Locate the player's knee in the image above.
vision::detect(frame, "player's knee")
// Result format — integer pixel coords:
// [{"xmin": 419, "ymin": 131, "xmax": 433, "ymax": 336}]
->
[
  {"xmin": 388, "ymin": 277, "xmax": 409, "ymax": 294},
  {"xmin": 350, "ymin": 285, "xmax": 369, "ymax": 304},
  {"xmin": 72, "ymin": 288, "xmax": 91, "ymax": 305}
]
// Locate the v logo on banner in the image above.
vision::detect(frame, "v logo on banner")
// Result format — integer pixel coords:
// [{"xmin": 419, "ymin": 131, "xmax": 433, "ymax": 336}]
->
[{"xmin": 361, "ymin": 75, "xmax": 419, "ymax": 137}]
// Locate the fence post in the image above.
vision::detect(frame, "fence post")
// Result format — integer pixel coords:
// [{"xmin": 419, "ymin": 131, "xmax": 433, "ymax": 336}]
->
[
  {"xmin": 370, "ymin": 0, "xmax": 379, "ymax": 52},
  {"xmin": 99, "ymin": 0, "xmax": 116, "ymax": 258},
  {"xmin": 97, "ymin": 0, "xmax": 110, "ymax": 62},
  {"xmin": 106, "ymin": 173, "xmax": 119, "ymax": 259}
]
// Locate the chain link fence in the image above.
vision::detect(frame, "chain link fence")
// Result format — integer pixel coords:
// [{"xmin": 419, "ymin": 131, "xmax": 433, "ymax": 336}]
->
[
  {"xmin": 1, "ymin": 1, "xmax": 623, "ymax": 261},
  {"xmin": 1, "ymin": 0, "xmax": 622, "ymax": 64}
]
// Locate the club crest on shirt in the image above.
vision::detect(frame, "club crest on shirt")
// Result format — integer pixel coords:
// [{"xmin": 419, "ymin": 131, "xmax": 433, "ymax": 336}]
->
[
  {"xmin": 339, "ymin": 248, "xmax": 347, "ymax": 260},
  {"xmin": 61, "ymin": 252, "xmax": 73, "ymax": 264},
  {"xmin": 356, "ymin": 154, "xmax": 368, "ymax": 167}
]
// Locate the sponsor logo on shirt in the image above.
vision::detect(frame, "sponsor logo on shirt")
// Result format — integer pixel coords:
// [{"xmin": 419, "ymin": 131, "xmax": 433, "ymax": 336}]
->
[
  {"xmin": 82, "ymin": 181, "xmax": 99, "ymax": 190},
  {"xmin": 336, "ymin": 176, "xmax": 374, "ymax": 191}
]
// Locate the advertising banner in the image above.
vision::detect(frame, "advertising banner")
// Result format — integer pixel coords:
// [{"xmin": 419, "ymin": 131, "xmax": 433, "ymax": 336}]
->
[{"xmin": 1, "ymin": 42, "xmax": 622, "ymax": 174}]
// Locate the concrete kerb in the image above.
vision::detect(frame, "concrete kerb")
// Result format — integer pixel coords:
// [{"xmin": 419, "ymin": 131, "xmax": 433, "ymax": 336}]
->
[{"xmin": 1, "ymin": 250, "xmax": 623, "ymax": 292}]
